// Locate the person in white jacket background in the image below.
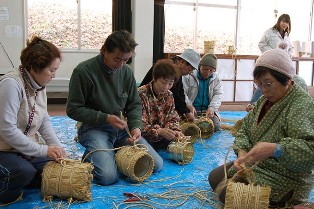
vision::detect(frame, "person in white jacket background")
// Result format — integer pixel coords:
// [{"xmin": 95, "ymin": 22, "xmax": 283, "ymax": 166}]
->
[
  {"xmin": 182, "ymin": 53, "xmax": 223, "ymax": 132},
  {"xmin": 258, "ymin": 13, "xmax": 293, "ymax": 57}
]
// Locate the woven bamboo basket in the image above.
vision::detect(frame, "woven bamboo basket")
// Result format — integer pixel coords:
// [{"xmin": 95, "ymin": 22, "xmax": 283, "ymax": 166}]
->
[
  {"xmin": 167, "ymin": 136, "xmax": 194, "ymax": 165},
  {"xmin": 180, "ymin": 122, "xmax": 201, "ymax": 143},
  {"xmin": 195, "ymin": 116, "xmax": 214, "ymax": 139},
  {"xmin": 224, "ymin": 181, "xmax": 271, "ymax": 209},
  {"xmin": 115, "ymin": 146, "xmax": 154, "ymax": 183},
  {"xmin": 41, "ymin": 159, "xmax": 94, "ymax": 202}
]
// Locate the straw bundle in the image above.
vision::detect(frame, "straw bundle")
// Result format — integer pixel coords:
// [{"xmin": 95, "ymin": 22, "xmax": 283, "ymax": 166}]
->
[
  {"xmin": 115, "ymin": 146, "xmax": 154, "ymax": 183},
  {"xmin": 180, "ymin": 122, "xmax": 201, "ymax": 143},
  {"xmin": 204, "ymin": 40, "xmax": 216, "ymax": 54},
  {"xmin": 224, "ymin": 181, "xmax": 271, "ymax": 209},
  {"xmin": 195, "ymin": 116, "xmax": 214, "ymax": 139},
  {"xmin": 41, "ymin": 159, "xmax": 94, "ymax": 202},
  {"xmin": 167, "ymin": 136, "xmax": 194, "ymax": 165}
]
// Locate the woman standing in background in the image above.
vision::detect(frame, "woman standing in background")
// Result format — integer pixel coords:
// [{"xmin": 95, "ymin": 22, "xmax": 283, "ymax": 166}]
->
[{"xmin": 258, "ymin": 14, "xmax": 292, "ymax": 57}]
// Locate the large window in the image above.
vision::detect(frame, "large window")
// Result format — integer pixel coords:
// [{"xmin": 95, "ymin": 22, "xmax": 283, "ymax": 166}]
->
[
  {"xmin": 27, "ymin": 0, "xmax": 112, "ymax": 50},
  {"xmin": 165, "ymin": 0, "xmax": 313, "ymax": 55},
  {"xmin": 164, "ymin": 0, "xmax": 237, "ymax": 54}
]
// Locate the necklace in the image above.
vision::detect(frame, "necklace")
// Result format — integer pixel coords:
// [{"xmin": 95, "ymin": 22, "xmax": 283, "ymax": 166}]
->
[{"xmin": 19, "ymin": 67, "xmax": 38, "ymax": 135}]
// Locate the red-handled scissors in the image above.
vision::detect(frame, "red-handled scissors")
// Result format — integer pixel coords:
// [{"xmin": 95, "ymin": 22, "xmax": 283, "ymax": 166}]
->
[{"xmin": 123, "ymin": 192, "xmax": 147, "ymax": 203}]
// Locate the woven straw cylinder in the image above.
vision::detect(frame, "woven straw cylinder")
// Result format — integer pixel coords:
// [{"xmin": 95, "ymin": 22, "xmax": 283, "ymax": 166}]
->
[
  {"xmin": 195, "ymin": 116, "xmax": 214, "ymax": 139},
  {"xmin": 115, "ymin": 146, "xmax": 154, "ymax": 182},
  {"xmin": 180, "ymin": 122, "xmax": 201, "ymax": 143},
  {"xmin": 204, "ymin": 40, "xmax": 215, "ymax": 54},
  {"xmin": 41, "ymin": 159, "xmax": 94, "ymax": 202},
  {"xmin": 224, "ymin": 182, "xmax": 271, "ymax": 209},
  {"xmin": 167, "ymin": 138, "xmax": 194, "ymax": 165}
]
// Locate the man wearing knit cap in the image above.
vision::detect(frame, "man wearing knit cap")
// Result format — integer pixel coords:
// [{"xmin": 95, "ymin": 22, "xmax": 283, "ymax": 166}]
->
[
  {"xmin": 182, "ymin": 53, "xmax": 223, "ymax": 132},
  {"xmin": 140, "ymin": 49, "xmax": 200, "ymax": 121},
  {"xmin": 209, "ymin": 48, "xmax": 314, "ymax": 207}
]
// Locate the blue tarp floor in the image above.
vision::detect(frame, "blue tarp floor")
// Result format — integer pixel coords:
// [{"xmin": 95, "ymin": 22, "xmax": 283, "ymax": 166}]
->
[{"xmin": 2, "ymin": 111, "xmax": 313, "ymax": 209}]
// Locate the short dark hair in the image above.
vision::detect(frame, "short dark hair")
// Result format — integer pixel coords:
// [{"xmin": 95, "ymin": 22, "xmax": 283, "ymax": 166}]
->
[
  {"xmin": 20, "ymin": 36, "xmax": 61, "ymax": 73},
  {"xmin": 101, "ymin": 30, "xmax": 138, "ymax": 53},
  {"xmin": 253, "ymin": 66, "xmax": 290, "ymax": 86},
  {"xmin": 273, "ymin": 14, "xmax": 291, "ymax": 34},
  {"xmin": 153, "ymin": 59, "xmax": 179, "ymax": 82}
]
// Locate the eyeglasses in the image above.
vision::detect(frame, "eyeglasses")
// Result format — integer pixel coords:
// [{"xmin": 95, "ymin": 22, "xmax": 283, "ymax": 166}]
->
[
  {"xmin": 201, "ymin": 67, "xmax": 215, "ymax": 72},
  {"xmin": 185, "ymin": 61, "xmax": 194, "ymax": 70},
  {"xmin": 253, "ymin": 81, "xmax": 276, "ymax": 91}
]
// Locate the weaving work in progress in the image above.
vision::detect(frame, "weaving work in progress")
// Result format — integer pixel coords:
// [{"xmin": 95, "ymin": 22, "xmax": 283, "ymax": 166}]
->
[
  {"xmin": 195, "ymin": 116, "xmax": 215, "ymax": 139},
  {"xmin": 115, "ymin": 145, "xmax": 154, "ymax": 183},
  {"xmin": 4, "ymin": 112, "xmax": 313, "ymax": 209},
  {"xmin": 180, "ymin": 122, "xmax": 201, "ymax": 143},
  {"xmin": 167, "ymin": 136, "xmax": 194, "ymax": 165},
  {"xmin": 41, "ymin": 159, "xmax": 94, "ymax": 202}
]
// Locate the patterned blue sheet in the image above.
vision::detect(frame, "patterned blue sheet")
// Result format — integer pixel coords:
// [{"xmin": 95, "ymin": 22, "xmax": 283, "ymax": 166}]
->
[{"xmin": 3, "ymin": 111, "xmax": 313, "ymax": 209}]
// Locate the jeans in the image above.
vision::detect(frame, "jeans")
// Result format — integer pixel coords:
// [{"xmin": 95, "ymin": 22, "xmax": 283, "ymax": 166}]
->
[
  {"xmin": 78, "ymin": 123, "xmax": 163, "ymax": 186},
  {"xmin": 0, "ymin": 152, "xmax": 51, "ymax": 204}
]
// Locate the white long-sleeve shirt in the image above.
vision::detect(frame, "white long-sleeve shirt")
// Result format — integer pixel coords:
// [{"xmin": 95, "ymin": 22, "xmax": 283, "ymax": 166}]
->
[
  {"xmin": 0, "ymin": 69, "xmax": 61, "ymax": 157},
  {"xmin": 258, "ymin": 28, "xmax": 292, "ymax": 57}
]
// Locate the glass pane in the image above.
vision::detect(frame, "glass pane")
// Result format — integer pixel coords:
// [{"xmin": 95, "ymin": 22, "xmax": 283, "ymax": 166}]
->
[
  {"xmin": 222, "ymin": 81, "xmax": 234, "ymax": 102},
  {"xmin": 198, "ymin": 6, "xmax": 236, "ymax": 54},
  {"xmin": 164, "ymin": 4, "xmax": 195, "ymax": 52},
  {"xmin": 235, "ymin": 81, "xmax": 253, "ymax": 101},
  {"xmin": 277, "ymin": 0, "xmax": 311, "ymax": 43},
  {"xmin": 299, "ymin": 61, "xmax": 313, "ymax": 86},
  {"xmin": 198, "ymin": 0, "xmax": 236, "ymax": 6},
  {"xmin": 217, "ymin": 59, "xmax": 235, "ymax": 80},
  {"xmin": 28, "ymin": 0, "xmax": 78, "ymax": 48},
  {"xmin": 236, "ymin": 59, "xmax": 255, "ymax": 80},
  {"xmin": 81, "ymin": 0, "xmax": 112, "ymax": 49},
  {"xmin": 238, "ymin": 0, "xmax": 311, "ymax": 55}
]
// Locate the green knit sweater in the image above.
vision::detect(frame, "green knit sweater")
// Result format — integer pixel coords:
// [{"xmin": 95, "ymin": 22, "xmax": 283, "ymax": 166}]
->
[{"xmin": 66, "ymin": 54, "xmax": 143, "ymax": 130}]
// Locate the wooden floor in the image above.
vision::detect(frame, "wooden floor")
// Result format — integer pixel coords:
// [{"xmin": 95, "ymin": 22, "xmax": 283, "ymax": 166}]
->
[{"xmin": 47, "ymin": 103, "xmax": 247, "ymax": 116}]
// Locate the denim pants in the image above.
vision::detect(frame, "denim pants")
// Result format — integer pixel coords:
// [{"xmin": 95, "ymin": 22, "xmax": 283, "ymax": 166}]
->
[
  {"xmin": 78, "ymin": 123, "xmax": 163, "ymax": 186},
  {"xmin": 0, "ymin": 152, "xmax": 51, "ymax": 204}
]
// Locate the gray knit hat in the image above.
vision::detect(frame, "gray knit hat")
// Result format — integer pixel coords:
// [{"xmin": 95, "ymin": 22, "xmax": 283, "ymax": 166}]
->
[
  {"xmin": 255, "ymin": 48, "xmax": 295, "ymax": 78},
  {"xmin": 200, "ymin": 53, "xmax": 217, "ymax": 69},
  {"xmin": 177, "ymin": 49, "xmax": 200, "ymax": 70}
]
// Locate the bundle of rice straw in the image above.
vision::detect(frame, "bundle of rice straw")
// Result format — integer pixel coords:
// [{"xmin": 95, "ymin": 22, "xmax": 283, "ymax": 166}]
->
[
  {"xmin": 224, "ymin": 181, "xmax": 271, "ymax": 209},
  {"xmin": 41, "ymin": 159, "xmax": 94, "ymax": 202},
  {"xmin": 167, "ymin": 136, "xmax": 194, "ymax": 165},
  {"xmin": 180, "ymin": 122, "xmax": 201, "ymax": 143},
  {"xmin": 115, "ymin": 145, "xmax": 154, "ymax": 183}
]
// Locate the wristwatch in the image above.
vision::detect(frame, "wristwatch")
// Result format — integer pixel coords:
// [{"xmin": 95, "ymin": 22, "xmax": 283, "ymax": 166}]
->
[{"xmin": 273, "ymin": 143, "xmax": 283, "ymax": 159}]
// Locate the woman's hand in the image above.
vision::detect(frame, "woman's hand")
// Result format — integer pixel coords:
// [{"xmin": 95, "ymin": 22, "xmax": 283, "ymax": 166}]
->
[
  {"xmin": 233, "ymin": 150, "xmax": 247, "ymax": 170},
  {"xmin": 233, "ymin": 142, "xmax": 276, "ymax": 170},
  {"xmin": 157, "ymin": 128, "xmax": 179, "ymax": 140},
  {"xmin": 47, "ymin": 146, "xmax": 66, "ymax": 161}
]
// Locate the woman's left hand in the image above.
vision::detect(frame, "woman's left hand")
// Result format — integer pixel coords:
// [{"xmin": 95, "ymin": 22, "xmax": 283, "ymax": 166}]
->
[{"xmin": 236, "ymin": 142, "xmax": 276, "ymax": 167}]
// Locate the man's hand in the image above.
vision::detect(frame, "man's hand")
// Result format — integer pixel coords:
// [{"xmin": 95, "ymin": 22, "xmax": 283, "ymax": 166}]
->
[
  {"xmin": 185, "ymin": 112, "xmax": 195, "ymax": 122},
  {"xmin": 107, "ymin": 114, "xmax": 127, "ymax": 129},
  {"xmin": 127, "ymin": 128, "xmax": 142, "ymax": 144},
  {"xmin": 206, "ymin": 108, "xmax": 214, "ymax": 118}
]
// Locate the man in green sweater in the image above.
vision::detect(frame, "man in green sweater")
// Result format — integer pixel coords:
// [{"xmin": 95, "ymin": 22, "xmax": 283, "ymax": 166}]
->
[{"xmin": 66, "ymin": 30, "xmax": 163, "ymax": 185}]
